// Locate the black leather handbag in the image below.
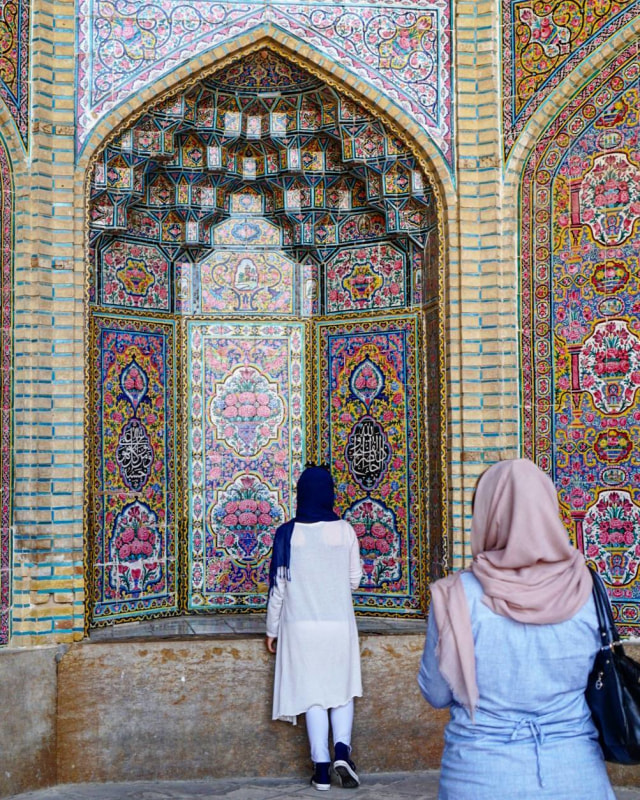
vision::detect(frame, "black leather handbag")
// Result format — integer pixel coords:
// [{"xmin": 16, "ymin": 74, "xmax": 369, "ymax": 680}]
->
[{"xmin": 585, "ymin": 567, "xmax": 640, "ymax": 764}]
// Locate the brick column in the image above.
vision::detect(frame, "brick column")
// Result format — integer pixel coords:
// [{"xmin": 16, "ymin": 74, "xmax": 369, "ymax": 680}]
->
[
  {"xmin": 448, "ymin": 0, "xmax": 520, "ymax": 567},
  {"xmin": 11, "ymin": 0, "xmax": 85, "ymax": 644}
]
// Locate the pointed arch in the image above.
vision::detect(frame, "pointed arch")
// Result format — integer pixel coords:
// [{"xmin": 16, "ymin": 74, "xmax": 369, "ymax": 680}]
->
[
  {"xmin": 515, "ymin": 33, "xmax": 640, "ymax": 634},
  {"xmin": 77, "ymin": 25, "xmax": 455, "ymax": 211},
  {"xmin": 81, "ymin": 38, "xmax": 451, "ymax": 626},
  {"xmin": 504, "ymin": 16, "xmax": 640, "ymax": 183}
]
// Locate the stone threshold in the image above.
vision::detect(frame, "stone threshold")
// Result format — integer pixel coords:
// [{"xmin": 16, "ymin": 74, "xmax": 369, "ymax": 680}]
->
[{"xmin": 88, "ymin": 613, "xmax": 426, "ymax": 642}]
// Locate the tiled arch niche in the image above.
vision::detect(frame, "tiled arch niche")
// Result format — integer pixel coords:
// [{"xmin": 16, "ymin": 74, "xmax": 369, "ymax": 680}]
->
[
  {"xmin": 86, "ymin": 49, "xmax": 445, "ymax": 628},
  {"xmin": 521, "ymin": 41, "xmax": 640, "ymax": 635}
]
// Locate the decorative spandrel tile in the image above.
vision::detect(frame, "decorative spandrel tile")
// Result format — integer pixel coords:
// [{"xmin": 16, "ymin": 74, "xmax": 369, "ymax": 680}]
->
[
  {"xmin": 76, "ymin": 0, "xmax": 453, "ymax": 170},
  {"xmin": 503, "ymin": 0, "xmax": 640, "ymax": 157}
]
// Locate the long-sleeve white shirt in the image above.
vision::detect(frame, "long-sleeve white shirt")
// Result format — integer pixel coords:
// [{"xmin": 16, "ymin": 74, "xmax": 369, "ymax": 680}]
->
[{"xmin": 266, "ymin": 520, "xmax": 363, "ymax": 722}]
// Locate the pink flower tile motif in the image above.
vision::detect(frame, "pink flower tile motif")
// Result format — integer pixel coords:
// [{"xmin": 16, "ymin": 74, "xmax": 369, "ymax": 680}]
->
[
  {"xmin": 345, "ymin": 498, "xmax": 401, "ymax": 588},
  {"xmin": 188, "ymin": 321, "xmax": 305, "ymax": 610},
  {"xmin": 502, "ymin": 0, "xmax": 640, "ymax": 156},
  {"xmin": 91, "ymin": 319, "xmax": 178, "ymax": 622},
  {"xmin": 100, "ymin": 240, "xmax": 170, "ymax": 310},
  {"xmin": 350, "ymin": 357, "xmax": 384, "ymax": 408},
  {"xmin": 583, "ymin": 491, "xmax": 640, "ymax": 586},
  {"xmin": 578, "ymin": 320, "xmax": 640, "ymax": 415},
  {"xmin": 579, "ymin": 153, "xmax": 640, "ymax": 246},
  {"xmin": 318, "ymin": 315, "xmax": 423, "ymax": 614},
  {"xmin": 208, "ymin": 473, "xmax": 284, "ymax": 564},
  {"xmin": 325, "ymin": 243, "xmax": 406, "ymax": 313},
  {"xmin": 208, "ymin": 365, "xmax": 285, "ymax": 457},
  {"xmin": 109, "ymin": 500, "xmax": 163, "ymax": 597},
  {"xmin": 77, "ymin": 1, "xmax": 453, "ymax": 167},
  {"xmin": 520, "ymin": 41, "xmax": 640, "ymax": 634}
]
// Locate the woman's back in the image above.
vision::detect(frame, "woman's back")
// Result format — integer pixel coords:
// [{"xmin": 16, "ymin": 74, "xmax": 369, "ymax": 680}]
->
[
  {"xmin": 459, "ymin": 570, "xmax": 598, "ymax": 722},
  {"xmin": 284, "ymin": 520, "xmax": 358, "ymax": 624},
  {"xmin": 439, "ymin": 572, "xmax": 615, "ymax": 799},
  {"xmin": 268, "ymin": 519, "xmax": 362, "ymax": 721}
]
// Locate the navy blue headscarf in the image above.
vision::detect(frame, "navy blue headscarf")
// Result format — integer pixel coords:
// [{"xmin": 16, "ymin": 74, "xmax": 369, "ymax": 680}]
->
[{"xmin": 268, "ymin": 466, "xmax": 339, "ymax": 595}]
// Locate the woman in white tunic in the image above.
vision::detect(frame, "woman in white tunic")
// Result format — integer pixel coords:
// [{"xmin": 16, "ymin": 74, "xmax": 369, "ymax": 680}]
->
[{"xmin": 266, "ymin": 466, "xmax": 363, "ymax": 791}]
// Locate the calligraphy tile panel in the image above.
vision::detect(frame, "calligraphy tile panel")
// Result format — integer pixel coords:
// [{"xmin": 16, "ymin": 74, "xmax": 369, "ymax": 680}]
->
[
  {"xmin": 187, "ymin": 321, "xmax": 306, "ymax": 611},
  {"xmin": 521, "ymin": 41, "xmax": 640, "ymax": 635},
  {"xmin": 89, "ymin": 315, "xmax": 179, "ymax": 624},
  {"xmin": 316, "ymin": 313, "xmax": 424, "ymax": 615}
]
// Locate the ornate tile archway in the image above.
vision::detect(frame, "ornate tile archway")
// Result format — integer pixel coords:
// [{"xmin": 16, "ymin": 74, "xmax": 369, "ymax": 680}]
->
[{"xmin": 85, "ymin": 48, "xmax": 446, "ymax": 627}]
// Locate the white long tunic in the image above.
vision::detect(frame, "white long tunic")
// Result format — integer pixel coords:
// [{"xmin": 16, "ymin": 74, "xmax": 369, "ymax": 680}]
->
[{"xmin": 266, "ymin": 519, "xmax": 363, "ymax": 723}]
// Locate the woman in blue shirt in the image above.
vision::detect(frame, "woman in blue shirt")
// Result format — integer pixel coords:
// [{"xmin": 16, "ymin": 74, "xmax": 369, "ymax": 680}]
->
[{"xmin": 418, "ymin": 459, "xmax": 615, "ymax": 799}]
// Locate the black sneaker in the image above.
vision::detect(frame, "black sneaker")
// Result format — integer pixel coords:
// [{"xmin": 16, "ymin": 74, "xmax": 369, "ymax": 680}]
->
[
  {"xmin": 311, "ymin": 762, "xmax": 331, "ymax": 791},
  {"xmin": 333, "ymin": 742, "xmax": 360, "ymax": 788}
]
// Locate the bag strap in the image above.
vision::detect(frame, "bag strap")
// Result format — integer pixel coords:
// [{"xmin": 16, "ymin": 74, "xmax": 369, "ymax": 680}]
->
[{"xmin": 588, "ymin": 566, "xmax": 621, "ymax": 651}]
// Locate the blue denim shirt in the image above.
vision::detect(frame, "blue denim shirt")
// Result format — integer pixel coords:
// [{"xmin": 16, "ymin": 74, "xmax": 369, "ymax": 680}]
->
[{"xmin": 418, "ymin": 571, "xmax": 616, "ymax": 800}]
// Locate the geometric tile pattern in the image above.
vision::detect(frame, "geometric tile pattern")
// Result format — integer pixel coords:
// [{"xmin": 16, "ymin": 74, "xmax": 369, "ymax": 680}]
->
[
  {"xmin": 521, "ymin": 40, "xmax": 640, "ymax": 635},
  {"xmin": 502, "ymin": 0, "xmax": 640, "ymax": 156},
  {"xmin": 86, "ymin": 51, "xmax": 435, "ymax": 625},
  {"xmin": 76, "ymin": 0, "xmax": 453, "ymax": 167},
  {"xmin": 316, "ymin": 313, "xmax": 425, "ymax": 615},
  {"xmin": 87, "ymin": 48, "xmax": 433, "ymax": 316}
]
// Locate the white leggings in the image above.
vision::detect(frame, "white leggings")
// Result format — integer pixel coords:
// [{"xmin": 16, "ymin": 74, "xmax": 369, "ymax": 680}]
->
[{"xmin": 305, "ymin": 699, "xmax": 354, "ymax": 763}]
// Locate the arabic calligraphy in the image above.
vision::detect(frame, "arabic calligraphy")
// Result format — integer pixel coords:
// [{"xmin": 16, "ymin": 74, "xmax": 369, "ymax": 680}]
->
[
  {"xmin": 345, "ymin": 416, "xmax": 391, "ymax": 491},
  {"xmin": 116, "ymin": 418, "xmax": 154, "ymax": 491}
]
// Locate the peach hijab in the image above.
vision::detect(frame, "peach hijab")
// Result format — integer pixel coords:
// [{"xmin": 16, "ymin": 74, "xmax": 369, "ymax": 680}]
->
[{"xmin": 430, "ymin": 458, "xmax": 592, "ymax": 716}]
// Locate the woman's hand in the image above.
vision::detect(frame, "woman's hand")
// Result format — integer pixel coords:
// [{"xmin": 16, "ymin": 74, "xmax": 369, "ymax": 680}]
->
[{"xmin": 266, "ymin": 636, "xmax": 277, "ymax": 653}]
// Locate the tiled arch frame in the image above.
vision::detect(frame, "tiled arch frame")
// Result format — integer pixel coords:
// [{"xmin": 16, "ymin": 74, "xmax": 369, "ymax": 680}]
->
[
  {"xmin": 510, "ymin": 32, "xmax": 640, "ymax": 633},
  {"xmin": 504, "ymin": 17, "xmax": 640, "ymax": 174},
  {"xmin": 79, "ymin": 28, "xmax": 452, "ymax": 626},
  {"xmin": 77, "ymin": 24, "xmax": 456, "ymax": 207},
  {"xmin": 0, "ymin": 103, "xmax": 23, "ymax": 645}
]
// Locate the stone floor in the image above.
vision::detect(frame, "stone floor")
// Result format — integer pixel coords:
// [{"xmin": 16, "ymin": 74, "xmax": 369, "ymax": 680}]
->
[{"xmin": 6, "ymin": 772, "xmax": 640, "ymax": 800}]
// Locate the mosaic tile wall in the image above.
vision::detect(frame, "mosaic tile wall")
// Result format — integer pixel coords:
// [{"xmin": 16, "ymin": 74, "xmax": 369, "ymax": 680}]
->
[
  {"xmin": 0, "ymin": 136, "xmax": 11, "ymax": 645},
  {"xmin": 85, "ymin": 50, "xmax": 438, "ymax": 623},
  {"xmin": 76, "ymin": 0, "xmax": 453, "ymax": 170},
  {"xmin": 502, "ymin": 0, "xmax": 640, "ymax": 156},
  {"xmin": 521, "ymin": 39, "xmax": 640, "ymax": 635},
  {"xmin": 316, "ymin": 314, "xmax": 425, "ymax": 615},
  {"xmin": 187, "ymin": 321, "xmax": 305, "ymax": 610},
  {"xmin": 88, "ymin": 315, "xmax": 179, "ymax": 624}
]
